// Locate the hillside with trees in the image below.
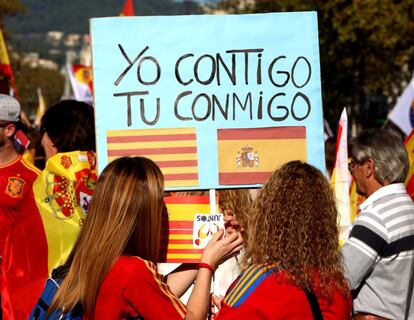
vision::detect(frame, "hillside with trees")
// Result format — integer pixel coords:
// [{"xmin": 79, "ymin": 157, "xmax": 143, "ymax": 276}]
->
[{"xmin": 5, "ymin": 0, "xmax": 200, "ymax": 34}]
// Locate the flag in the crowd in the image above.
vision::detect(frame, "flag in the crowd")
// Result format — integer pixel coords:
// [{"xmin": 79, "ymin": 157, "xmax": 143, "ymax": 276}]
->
[
  {"xmin": 349, "ymin": 179, "xmax": 364, "ymax": 224},
  {"xmin": 34, "ymin": 87, "xmax": 46, "ymax": 127},
  {"xmin": 67, "ymin": 64, "xmax": 93, "ymax": 103},
  {"xmin": 0, "ymin": 29, "xmax": 17, "ymax": 96},
  {"xmin": 0, "ymin": 29, "xmax": 13, "ymax": 79},
  {"xmin": 330, "ymin": 108, "xmax": 353, "ymax": 243},
  {"xmin": 404, "ymin": 129, "xmax": 414, "ymax": 200},
  {"xmin": 388, "ymin": 76, "xmax": 414, "ymax": 136},
  {"xmin": 107, "ymin": 127, "xmax": 198, "ymax": 187},
  {"xmin": 120, "ymin": 0, "xmax": 135, "ymax": 16},
  {"xmin": 217, "ymin": 126, "xmax": 306, "ymax": 185},
  {"xmin": 330, "ymin": 108, "xmax": 351, "ymax": 225},
  {"xmin": 33, "ymin": 151, "xmax": 97, "ymax": 273},
  {"xmin": 160, "ymin": 196, "xmax": 221, "ymax": 263}
]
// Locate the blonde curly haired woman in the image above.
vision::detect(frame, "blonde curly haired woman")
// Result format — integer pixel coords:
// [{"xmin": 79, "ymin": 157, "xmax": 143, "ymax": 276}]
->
[{"xmin": 215, "ymin": 160, "xmax": 351, "ymax": 319}]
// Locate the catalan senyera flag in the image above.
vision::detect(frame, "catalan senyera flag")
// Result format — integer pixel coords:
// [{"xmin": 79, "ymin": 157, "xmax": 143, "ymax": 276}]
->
[
  {"xmin": 160, "ymin": 196, "xmax": 220, "ymax": 263},
  {"xmin": 67, "ymin": 64, "xmax": 93, "ymax": 103},
  {"xmin": 34, "ymin": 87, "xmax": 46, "ymax": 127},
  {"xmin": 33, "ymin": 151, "xmax": 97, "ymax": 274},
  {"xmin": 404, "ymin": 129, "xmax": 414, "ymax": 200},
  {"xmin": 107, "ymin": 127, "xmax": 199, "ymax": 188},
  {"xmin": 120, "ymin": 0, "xmax": 134, "ymax": 16},
  {"xmin": 217, "ymin": 126, "xmax": 306, "ymax": 185}
]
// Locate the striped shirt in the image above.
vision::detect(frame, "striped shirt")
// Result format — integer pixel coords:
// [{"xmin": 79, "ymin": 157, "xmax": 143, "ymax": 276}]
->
[{"xmin": 342, "ymin": 183, "xmax": 414, "ymax": 319}]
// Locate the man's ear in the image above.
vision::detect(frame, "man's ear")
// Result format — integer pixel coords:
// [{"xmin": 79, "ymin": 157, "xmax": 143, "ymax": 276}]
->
[
  {"xmin": 4, "ymin": 123, "xmax": 16, "ymax": 139},
  {"xmin": 363, "ymin": 158, "xmax": 375, "ymax": 178}
]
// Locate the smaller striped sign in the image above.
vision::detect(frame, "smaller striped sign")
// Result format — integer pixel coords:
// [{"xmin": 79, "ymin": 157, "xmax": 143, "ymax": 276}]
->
[
  {"xmin": 160, "ymin": 196, "xmax": 221, "ymax": 263},
  {"xmin": 217, "ymin": 126, "xmax": 307, "ymax": 185},
  {"xmin": 107, "ymin": 128, "xmax": 199, "ymax": 188}
]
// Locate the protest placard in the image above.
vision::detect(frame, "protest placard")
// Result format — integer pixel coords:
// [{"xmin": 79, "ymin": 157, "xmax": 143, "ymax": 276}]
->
[{"xmin": 91, "ymin": 12, "xmax": 324, "ymax": 190}]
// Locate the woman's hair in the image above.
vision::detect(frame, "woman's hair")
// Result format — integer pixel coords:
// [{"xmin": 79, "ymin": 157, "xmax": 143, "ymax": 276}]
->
[
  {"xmin": 173, "ymin": 189, "xmax": 252, "ymax": 236},
  {"xmin": 216, "ymin": 189, "xmax": 252, "ymax": 242},
  {"xmin": 49, "ymin": 156, "xmax": 164, "ymax": 315},
  {"xmin": 350, "ymin": 128, "xmax": 408, "ymax": 184},
  {"xmin": 244, "ymin": 160, "xmax": 347, "ymax": 297},
  {"xmin": 40, "ymin": 100, "xmax": 95, "ymax": 152}
]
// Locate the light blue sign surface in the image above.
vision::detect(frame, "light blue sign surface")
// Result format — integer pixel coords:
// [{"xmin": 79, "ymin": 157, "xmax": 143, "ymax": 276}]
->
[{"xmin": 91, "ymin": 12, "xmax": 325, "ymax": 190}]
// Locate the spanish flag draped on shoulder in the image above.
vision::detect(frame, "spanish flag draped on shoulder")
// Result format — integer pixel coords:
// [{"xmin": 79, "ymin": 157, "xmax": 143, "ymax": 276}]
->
[{"xmin": 33, "ymin": 151, "xmax": 98, "ymax": 274}]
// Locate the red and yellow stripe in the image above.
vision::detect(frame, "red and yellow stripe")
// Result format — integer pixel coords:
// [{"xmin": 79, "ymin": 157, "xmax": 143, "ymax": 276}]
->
[
  {"xmin": 107, "ymin": 128, "xmax": 198, "ymax": 188},
  {"xmin": 217, "ymin": 126, "xmax": 307, "ymax": 185},
  {"xmin": 142, "ymin": 258, "xmax": 186, "ymax": 317},
  {"xmin": 160, "ymin": 196, "xmax": 215, "ymax": 263}
]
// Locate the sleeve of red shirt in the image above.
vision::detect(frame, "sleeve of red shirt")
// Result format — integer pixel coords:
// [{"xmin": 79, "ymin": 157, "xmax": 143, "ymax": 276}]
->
[{"xmin": 123, "ymin": 257, "xmax": 187, "ymax": 319}]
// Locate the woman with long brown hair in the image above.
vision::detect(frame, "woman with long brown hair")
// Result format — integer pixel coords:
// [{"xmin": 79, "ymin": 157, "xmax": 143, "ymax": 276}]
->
[
  {"xmin": 48, "ymin": 156, "xmax": 242, "ymax": 319},
  {"xmin": 215, "ymin": 160, "xmax": 351, "ymax": 319}
]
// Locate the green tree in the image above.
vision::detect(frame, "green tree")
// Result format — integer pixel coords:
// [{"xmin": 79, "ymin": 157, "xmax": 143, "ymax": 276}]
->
[
  {"xmin": 0, "ymin": 0, "xmax": 25, "ymax": 29},
  {"xmin": 217, "ymin": 0, "xmax": 414, "ymax": 132},
  {"xmin": 12, "ymin": 60, "xmax": 64, "ymax": 118}
]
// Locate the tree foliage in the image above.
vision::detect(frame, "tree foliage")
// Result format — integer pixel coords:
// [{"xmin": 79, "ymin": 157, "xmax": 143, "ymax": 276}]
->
[
  {"xmin": 217, "ymin": 0, "xmax": 414, "ymax": 131},
  {"xmin": 12, "ymin": 60, "xmax": 64, "ymax": 118},
  {"xmin": 0, "ymin": 0, "xmax": 25, "ymax": 29}
]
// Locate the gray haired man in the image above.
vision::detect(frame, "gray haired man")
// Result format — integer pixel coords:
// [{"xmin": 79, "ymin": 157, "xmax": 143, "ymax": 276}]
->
[{"xmin": 342, "ymin": 129, "xmax": 414, "ymax": 319}]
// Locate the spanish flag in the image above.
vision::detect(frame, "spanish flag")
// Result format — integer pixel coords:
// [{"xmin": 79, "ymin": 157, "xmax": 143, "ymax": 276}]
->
[
  {"xmin": 160, "ymin": 196, "xmax": 220, "ymax": 263},
  {"xmin": 107, "ymin": 127, "xmax": 199, "ymax": 188},
  {"xmin": 217, "ymin": 126, "xmax": 306, "ymax": 185},
  {"xmin": 0, "ymin": 29, "xmax": 17, "ymax": 95},
  {"xmin": 33, "ymin": 151, "xmax": 97, "ymax": 274},
  {"xmin": 0, "ymin": 29, "xmax": 13, "ymax": 79},
  {"xmin": 405, "ymin": 129, "xmax": 414, "ymax": 200},
  {"xmin": 120, "ymin": 0, "xmax": 134, "ymax": 16},
  {"xmin": 67, "ymin": 64, "xmax": 93, "ymax": 103}
]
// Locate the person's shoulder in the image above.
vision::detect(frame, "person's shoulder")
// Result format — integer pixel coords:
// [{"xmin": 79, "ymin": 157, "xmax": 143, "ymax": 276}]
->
[
  {"xmin": 116, "ymin": 256, "xmax": 157, "ymax": 276},
  {"xmin": 19, "ymin": 156, "xmax": 41, "ymax": 177}
]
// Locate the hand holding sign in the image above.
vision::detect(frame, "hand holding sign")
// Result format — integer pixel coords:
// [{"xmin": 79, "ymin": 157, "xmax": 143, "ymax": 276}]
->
[{"xmin": 200, "ymin": 229, "xmax": 243, "ymax": 270}]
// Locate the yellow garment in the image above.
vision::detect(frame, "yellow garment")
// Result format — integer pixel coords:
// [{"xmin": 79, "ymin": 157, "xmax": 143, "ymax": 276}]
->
[
  {"xmin": 22, "ymin": 149, "xmax": 36, "ymax": 166},
  {"xmin": 33, "ymin": 151, "xmax": 97, "ymax": 273}
]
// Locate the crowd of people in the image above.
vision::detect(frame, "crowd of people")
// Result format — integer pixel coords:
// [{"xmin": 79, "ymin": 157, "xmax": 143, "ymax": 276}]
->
[{"xmin": 0, "ymin": 93, "xmax": 414, "ymax": 319}]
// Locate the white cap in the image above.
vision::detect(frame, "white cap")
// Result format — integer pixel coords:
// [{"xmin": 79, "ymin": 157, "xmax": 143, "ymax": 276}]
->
[{"xmin": 0, "ymin": 94, "xmax": 20, "ymax": 122}]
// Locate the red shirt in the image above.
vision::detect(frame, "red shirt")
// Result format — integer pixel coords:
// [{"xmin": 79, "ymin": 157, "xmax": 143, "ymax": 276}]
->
[
  {"xmin": 215, "ymin": 265, "xmax": 351, "ymax": 320},
  {"xmin": 84, "ymin": 256, "xmax": 186, "ymax": 319},
  {"xmin": 0, "ymin": 156, "xmax": 48, "ymax": 320}
]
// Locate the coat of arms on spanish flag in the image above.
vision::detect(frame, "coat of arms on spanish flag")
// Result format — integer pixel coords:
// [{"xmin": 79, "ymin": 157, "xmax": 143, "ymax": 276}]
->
[
  {"xmin": 33, "ymin": 151, "xmax": 97, "ymax": 274},
  {"xmin": 217, "ymin": 126, "xmax": 307, "ymax": 185},
  {"xmin": 107, "ymin": 127, "xmax": 199, "ymax": 188},
  {"xmin": 159, "ymin": 196, "xmax": 222, "ymax": 263}
]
